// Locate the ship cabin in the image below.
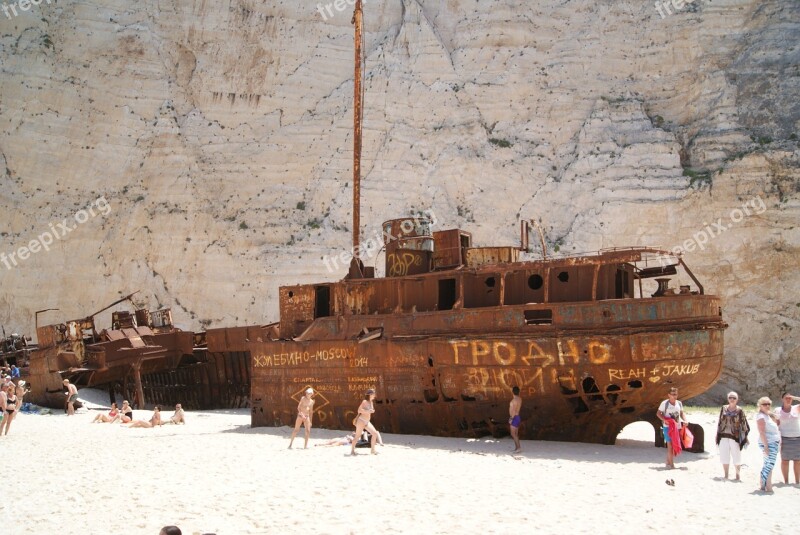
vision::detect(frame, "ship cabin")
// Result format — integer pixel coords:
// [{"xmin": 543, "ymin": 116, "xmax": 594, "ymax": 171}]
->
[{"xmin": 278, "ymin": 217, "xmax": 713, "ymax": 340}]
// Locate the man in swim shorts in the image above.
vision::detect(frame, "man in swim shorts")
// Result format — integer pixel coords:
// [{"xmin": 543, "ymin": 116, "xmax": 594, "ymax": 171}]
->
[
  {"xmin": 63, "ymin": 378, "xmax": 78, "ymax": 416},
  {"xmin": 509, "ymin": 386, "xmax": 522, "ymax": 453}
]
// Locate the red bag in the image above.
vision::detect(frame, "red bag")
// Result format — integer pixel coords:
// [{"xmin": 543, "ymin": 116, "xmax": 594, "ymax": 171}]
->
[{"xmin": 681, "ymin": 425, "xmax": 694, "ymax": 449}]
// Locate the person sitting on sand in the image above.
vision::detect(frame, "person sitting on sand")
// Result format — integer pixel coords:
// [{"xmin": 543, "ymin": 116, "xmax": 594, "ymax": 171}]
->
[
  {"xmin": 119, "ymin": 400, "xmax": 134, "ymax": 423},
  {"xmin": 167, "ymin": 403, "xmax": 185, "ymax": 424},
  {"xmin": 92, "ymin": 402, "xmax": 120, "ymax": 423},
  {"xmin": 128, "ymin": 406, "xmax": 163, "ymax": 428}
]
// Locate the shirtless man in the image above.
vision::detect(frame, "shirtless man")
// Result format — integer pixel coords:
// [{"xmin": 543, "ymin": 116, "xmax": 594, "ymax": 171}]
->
[
  {"xmin": 168, "ymin": 403, "xmax": 185, "ymax": 424},
  {"xmin": 509, "ymin": 386, "xmax": 522, "ymax": 453},
  {"xmin": 288, "ymin": 388, "xmax": 315, "ymax": 449},
  {"xmin": 63, "ymin": 379, "xmax": 78, "ymax": 416}
]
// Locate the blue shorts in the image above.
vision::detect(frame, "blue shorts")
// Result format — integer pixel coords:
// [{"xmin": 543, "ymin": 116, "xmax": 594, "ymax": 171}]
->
[
  {"xmin": 662, "ymin": 426, "xmax": 671, "ymax": 443},
  {"xmin": 511, "ymin": 415, "xmax": 521, "ymax": 428}
]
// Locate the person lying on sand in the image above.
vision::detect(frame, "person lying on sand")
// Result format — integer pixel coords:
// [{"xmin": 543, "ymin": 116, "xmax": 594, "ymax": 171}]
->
[
  {"xmin": 128, "ymin": 406, "xmax": 162, "ymax": 428},
  {"xmin": 316, "ymin": 434, "xmax": 356, "ymax": 447}
]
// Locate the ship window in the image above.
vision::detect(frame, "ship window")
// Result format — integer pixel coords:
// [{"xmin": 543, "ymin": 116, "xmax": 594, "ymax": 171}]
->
[
  {"xmin": 288, "ymin": 291, "xmax": 294, "ymax": 298},
  {"xmin": 438, "ymin": 278, "xmax": 457, "ymax": 310},
  {"xmin": 549, "ymin": 266, "xmax": 593, "ymax": 303},
  {"xmin": 528, "ymin": 274, "xmax": 543, "ymax": 290},
  {"xmin": 615, "ymin": 268, "xmax": 631, "ymax": 298},
  {"xmin": 524, "ymin": 309, "xmax": 552, "ymax": 325},
  {"xmin": 504, "ymin": 270, "xmax": 545, "ymax": 305},
  {"xmin": 314, "ymin": 286, "xmax": 331, "ymax": 318},
  {"xmin": 485, "ymin": 277, "xmax": 496, "ymax": 288}
]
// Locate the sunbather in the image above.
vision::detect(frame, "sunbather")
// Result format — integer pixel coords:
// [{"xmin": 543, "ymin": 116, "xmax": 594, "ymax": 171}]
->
[{"xmin": 128, "ymin": 406, "xmax": 162, "ymax": 428}]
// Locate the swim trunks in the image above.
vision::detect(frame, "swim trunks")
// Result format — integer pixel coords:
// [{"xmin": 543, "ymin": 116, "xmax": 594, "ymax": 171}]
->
[{"xmin": 511, "ymin": 415, "xmax": 521, "ymax": 428}]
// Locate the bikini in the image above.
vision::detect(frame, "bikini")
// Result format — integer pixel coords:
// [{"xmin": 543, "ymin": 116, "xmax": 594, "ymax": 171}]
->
[
  {"xmin": 5, "ymin": 395, "xmax": 16, "ymax": 413},
  {"xmin": 357, "ymin": 402, "xmax": 373, "ymax": 425}
]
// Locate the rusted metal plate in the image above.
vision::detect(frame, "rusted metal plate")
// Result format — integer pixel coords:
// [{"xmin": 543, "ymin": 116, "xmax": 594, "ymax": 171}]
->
[
  {"xmin": 465, "ymin": 247, "xmax": 519, "ymax": 268},
  {"xmin": 432, "ymin": 229, "xmax": 467, "ymax": 270}
]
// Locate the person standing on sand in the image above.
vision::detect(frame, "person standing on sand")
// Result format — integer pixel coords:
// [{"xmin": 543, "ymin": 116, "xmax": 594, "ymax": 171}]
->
[
  {"xmin": 775, "ymin": 392, "xmax": 800, "ymax": 484},
  {"xmin": 755, "ymin": 396, "xmax": 781, "ymax": 492},
  {"xmin": 715, "ymin": 391, "xmax": 749, "ymax": 480},
  {"xmin": 289, "ymin": 388, "xmax": 315, "ymax": 449},
  {"xmin": 15, "ymin": 380, "xmax": 28, "ymax": 411},
  {"xmin": 1, "ymin": 383, "xmax": 17, "ymax": 435},
  {"xmin": 63, "ymin": 379, "xmax": 78, "ymax": 415},
  {"xmin": 159, "ymin": 526, "xmax": 182, "ymax": 535},
  {"xmin": 350, "ymin": 388, "xmax": 383, "ymax": 455},
  {"xmin": 509, "ymin": 386, "xmax": 522, "ymax": 453},
  {"xmin": 657, "ymin": 387, "xmax": 687, "ymax": 469}
]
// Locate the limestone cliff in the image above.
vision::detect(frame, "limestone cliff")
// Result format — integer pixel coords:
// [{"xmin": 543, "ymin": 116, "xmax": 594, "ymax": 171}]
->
[{"xmin": 0, "ymin": 0, "xmax": 798, "ymax": 401}]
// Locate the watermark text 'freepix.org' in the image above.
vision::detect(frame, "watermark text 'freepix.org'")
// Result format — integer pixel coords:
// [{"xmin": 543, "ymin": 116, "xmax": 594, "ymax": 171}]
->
[{"xmin": 1, "ymin": 195, "xmax": 111, "ymax": 270}]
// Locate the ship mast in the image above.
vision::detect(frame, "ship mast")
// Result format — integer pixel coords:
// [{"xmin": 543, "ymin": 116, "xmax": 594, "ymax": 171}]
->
[{"xmin": 349, "ymin": 0, "xmax": 365, "ymax": 278}]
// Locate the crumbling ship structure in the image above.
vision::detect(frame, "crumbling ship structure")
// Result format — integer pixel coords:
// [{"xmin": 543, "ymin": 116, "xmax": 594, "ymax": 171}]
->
[
  {"xmin": 23, "ymin": 2, "xmax": 726, "ymax": 445},
  {"xmin": 245, "ymin": 1, "xmax": 726, "ymax": 444}
]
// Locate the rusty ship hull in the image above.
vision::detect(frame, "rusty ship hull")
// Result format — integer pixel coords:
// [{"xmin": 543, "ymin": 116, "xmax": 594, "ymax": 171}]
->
[
  {"xmin": 25, "ymin": 301, "xmax": 259, "ymax": 411},
  {"xmin": 247, "ymin": 236, "xmax": 727, "ymax": 444},
  {"xmin": 251, "ymin": 328, "xmax": 722, "ymax": 444}
]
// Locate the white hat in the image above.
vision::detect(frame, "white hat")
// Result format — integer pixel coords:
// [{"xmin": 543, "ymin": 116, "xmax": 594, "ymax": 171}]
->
[{"xmin": 306, "ymin": 388, "xmax": 314, "ymax": 394}]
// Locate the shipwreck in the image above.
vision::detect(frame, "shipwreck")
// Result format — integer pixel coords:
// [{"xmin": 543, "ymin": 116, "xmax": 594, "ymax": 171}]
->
[{"xmin": 244, "ymin": 1, "xmax": 726, "ymax": 444}]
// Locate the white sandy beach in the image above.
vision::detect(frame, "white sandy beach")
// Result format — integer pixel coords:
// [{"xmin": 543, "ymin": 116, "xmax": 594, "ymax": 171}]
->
[{"xmin": 1, "ymin": 399, "xmax": 797, "ymax": 535}]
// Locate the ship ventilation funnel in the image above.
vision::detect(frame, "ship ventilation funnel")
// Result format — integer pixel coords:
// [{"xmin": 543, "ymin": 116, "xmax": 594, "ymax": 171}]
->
[{"xmin": 382, "ymin": 217, "xmax": 433, "ymax": 277}]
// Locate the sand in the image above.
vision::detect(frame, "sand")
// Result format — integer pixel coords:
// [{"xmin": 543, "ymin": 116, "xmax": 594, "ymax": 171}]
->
[{"xmin": 1, "ymin": 398, "xmax": 798, "ymax": 535}]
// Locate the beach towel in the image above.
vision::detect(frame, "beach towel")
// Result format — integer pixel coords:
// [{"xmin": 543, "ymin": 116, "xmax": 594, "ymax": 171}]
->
[
  {"xmin": 666, "ymin": 419, "xmax": 682, "ymax": 456},
  {"xmin": 681, "ymin": 426, "xmax": 694, "ymax": 449}
]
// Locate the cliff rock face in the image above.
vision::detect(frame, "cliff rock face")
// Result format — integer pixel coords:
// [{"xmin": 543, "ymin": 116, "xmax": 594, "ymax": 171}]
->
[{"xmin": 0, "ymin": 0, "xmax": 798, "ymax": 401}]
